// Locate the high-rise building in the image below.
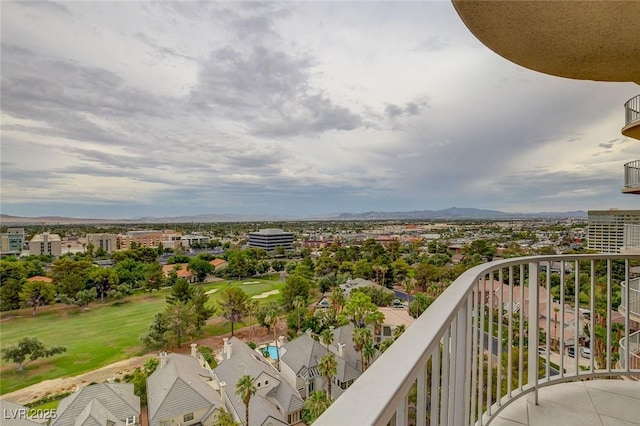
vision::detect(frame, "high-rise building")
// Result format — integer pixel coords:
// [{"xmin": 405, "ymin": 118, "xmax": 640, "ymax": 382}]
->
[
  {"xmin": 587, "ymin": 209, "xmax": 640, "ymax": 253},
  {"xmin": 248, "ymin": 228, "xmax": 294, "ymax": 253}
]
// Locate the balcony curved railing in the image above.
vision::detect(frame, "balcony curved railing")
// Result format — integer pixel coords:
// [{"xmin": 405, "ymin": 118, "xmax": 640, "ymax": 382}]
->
[
  {"xmin": 624, "ymin": 160, "xmax": 640, "ymax": 192},
  {"xmin": 620, "ymin": 276, "xmax": 640, "ymax": 322},
  {"xmin": 625, "ymin": 94, "xmax": 640, "ymax": 127},
  {"xmin": 620, "ymin": 330, "xmax": 640, "ymax": 372},
  {"xmin": 315, "ymin": 254, "xmax": 640, "ymax": 426}
]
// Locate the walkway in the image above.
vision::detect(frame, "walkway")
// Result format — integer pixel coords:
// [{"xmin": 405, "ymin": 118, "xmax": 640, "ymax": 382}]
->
[{"xmin": 492, "ymin": 380, "xmax": 640, "ymax": 426}]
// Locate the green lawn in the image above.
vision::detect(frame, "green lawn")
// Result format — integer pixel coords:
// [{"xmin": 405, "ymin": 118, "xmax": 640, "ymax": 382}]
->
[{"xmin": 0, "ymin": 277, "xmax": 284, "ymax": 395}]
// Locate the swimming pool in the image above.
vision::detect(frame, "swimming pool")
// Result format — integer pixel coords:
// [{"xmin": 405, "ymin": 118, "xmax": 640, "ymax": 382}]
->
[{"xmin": 262, "ymin": 345, "xmax": 279, "ymax": 360}]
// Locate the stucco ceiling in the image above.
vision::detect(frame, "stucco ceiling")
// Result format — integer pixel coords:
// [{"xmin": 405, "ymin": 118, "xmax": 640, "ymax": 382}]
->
[{"xmin": 452, "ymin": 1, "xmax": 640, "ymax": 84}]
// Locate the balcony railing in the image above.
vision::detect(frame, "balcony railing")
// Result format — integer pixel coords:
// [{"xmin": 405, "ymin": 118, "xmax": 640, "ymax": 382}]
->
[
  {"xmin": 620, "ymin": 276, "xmax": 640, "ymax": 321},
  {"xmin": 624, "ymin": 160, "xmax": 640, "ymax": 192},
  {"xmin": 625, "ymin": 95, "xmax": 640, "ymax": 127},
  {"xmin": 315, "ymin": 254, "xmax": 640, "ymax": 426}
]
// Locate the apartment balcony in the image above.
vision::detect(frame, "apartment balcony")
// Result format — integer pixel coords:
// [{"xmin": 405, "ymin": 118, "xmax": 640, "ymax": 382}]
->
[
  {"xmin": 623, "ymin": 160, "xmax": 640, "ymax": 195},
  {"xmin": 622, "ymin": 95, "xmax": 640, "ymax": 141},
  {"xmin": 315, "ymin": 254, "xmax": 640, "ymax": 426}
]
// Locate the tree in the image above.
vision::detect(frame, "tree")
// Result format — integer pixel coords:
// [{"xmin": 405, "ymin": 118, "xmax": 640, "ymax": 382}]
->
[
  {"xmin": 329, "ymin": 287, "xmax": 345, "ymax": 314},
  {"xmin": 341, "ymin": 292, "xmax": 380, "ymax": 328},
  {"xmin": 402, "ymin": 278, "xmax": 415, "ymax": 314},
  {"xmin": 352, "ymin": 327, "xmax": 373, "ymax": 372},
  {"xmin": 281, "ymin": 274, "xmax": 310, "ymax": 311},
  {"xmin": 1, "ymin": 337, "xmax": 66, "ymax": 372},
  {"xmin": 265, "ymin": 306, "xmax": 281, "ymax": 343},
  {"xmin": 245, "ymin": 299, "xmax": 259, "ymax": 341},
  {"xmin": 164, "ymin": 301, "xmax": 195, "ymax": 348},
  {"xmin": 302, "ymin": 391, "xmax": 332, "ymax": 424},
  {"xmin": 409, "ymin": 293, "xmax": 435, "ymax": 318},
  {"xmin": 218, "ymin": 287, "xmax": 248, "ymax": 337},
  {"xmin": 166, "ymin": 278, "xmax": 193, "ymax": 305},
  {"xmin": 141, "ymin": 312, "xmax": 168, "ymax": 348},
  {"xmin": 144, "ymin": 262, "xmax": 164, "ymax": 292},
  {"xmin": 59, "ymin": 288, "xmax": 97, "ymax": 311},
  {"xmin": 318, "ymin": 353, "xmax": 337, "ymax": 399},
  {"xmin": 87, "ymin": 268, "xmax": 119, "ymax": 302},
  {"xmin": 235, "ymin": 375, "xmax": 256, "ymax": 426},
  {"xmin": 320, "ymin": 328, "xmax": 334, "ymax": 347},
  {"xmin": 191, "ymin": 286, "xmax": 214, "ymax": 332},
  {"xmin": 51, "ymin": 258, "xmax": 93, "ymax": 298},
  {"xmin": 19, "ymin": 280, "xmax": 55, "ymax": 316},
  {"xmin": 188, "ymin": 258, "xmax": 213, "ymax": 282},
  {"xmin": 213, "ymin": 408, "xmax": 239, "ymax": 426},
  {"xmin": 363, "ymin": 339, "xmax": 376, "ymax": 370},
  {"xmin": 292, "ymin": 296, "xmax": 306, "ymax": 332}
]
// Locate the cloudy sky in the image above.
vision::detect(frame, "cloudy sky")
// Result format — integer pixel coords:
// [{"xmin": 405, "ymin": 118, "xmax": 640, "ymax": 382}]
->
[{"xmin": 1, "ymin": 1, "xmax": 638, "ymax": 219}]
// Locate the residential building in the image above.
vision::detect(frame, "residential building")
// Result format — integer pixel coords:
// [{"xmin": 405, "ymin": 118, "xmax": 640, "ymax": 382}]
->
[
  {"xmin": 248, "ymin": 229, "xmax": 294, "ymax": 253},
  {"xmin": 117, "ymin": 230, "xmax": 162, "ymax": 249},
  {"xmin": 162, "ymin": 230, "xmax": 183, "ymax": 251},
  {"xmin": 587, "ymin": 209, "xmax": 640, "ymax": 253},
  {"xmin": 0, "ymin": 227, "xmax": 25, "ymax": 256},
  {"xmin": 147, "ymin": 351, "xmax": 224, "ymax": 426},
  {"xmin": 339, "ymin": 278, "xmax": 393, "ymax": 298},
  {"xmin": 213, "ymin": 337, "xmax": 304, "ymax": 425},
  {"xmin": 86, "ymin": 233, "xmax": 117, "ymax": 254},
  {"xmin": 51, "ymin": 383, "xmax": 140, "ymax": 426},
  {"xmin": 162, "ymin": 263, "xmax": 197, "ymax": 283},
  {"xmin": 28, "ymin": 233, "xmax": 62, "ymax": 257}
]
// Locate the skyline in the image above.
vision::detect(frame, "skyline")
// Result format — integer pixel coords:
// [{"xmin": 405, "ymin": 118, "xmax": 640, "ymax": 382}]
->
[{"xmin": 2, "ymin": 1, "xmax": 639, "ymax": 219}]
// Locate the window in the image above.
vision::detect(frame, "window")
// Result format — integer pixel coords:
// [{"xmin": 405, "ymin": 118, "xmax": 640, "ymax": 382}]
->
[{"xmin": 183, "ymin": 413, "xmax": 194, "ymax": 422}]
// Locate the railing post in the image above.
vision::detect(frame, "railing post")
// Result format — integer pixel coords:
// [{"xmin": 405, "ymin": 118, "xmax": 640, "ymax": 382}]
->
[
  {"xmin": 528, "ymin": 262, "xmax": 539, "ymax": 405},
  {"xmin": 453, "ymin": 299, "xmax": 468, "ymax": 425}
]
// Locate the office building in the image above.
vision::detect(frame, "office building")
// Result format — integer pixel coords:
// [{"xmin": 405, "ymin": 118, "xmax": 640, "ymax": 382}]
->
[
  {"xmin": 587, "ymin": 209, "xmax": 640, "ymax": 253},
  {"xmin": 248, "ymin": 228, "xmax": 294, "ymax": 253}
]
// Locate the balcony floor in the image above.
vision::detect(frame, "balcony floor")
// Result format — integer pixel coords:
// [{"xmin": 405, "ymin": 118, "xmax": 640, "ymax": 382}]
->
[{"xmin": 492, "ymin": 380, "xmax": 640, "ymax": 426}]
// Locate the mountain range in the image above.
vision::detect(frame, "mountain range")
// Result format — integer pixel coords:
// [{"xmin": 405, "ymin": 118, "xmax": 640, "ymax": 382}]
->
[{"xmin": 0, "ymin": 208, "xmax": 587, "ymax": 225}]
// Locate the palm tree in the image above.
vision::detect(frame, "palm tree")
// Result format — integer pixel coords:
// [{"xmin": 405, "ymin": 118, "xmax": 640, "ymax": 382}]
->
[
  {"xmin": 235, "ymin": 374, "xmax": 256, "ymax": 426},
  {"xmin": 352, "ymin": 327, "xmax": 372, "ymax": 372},
  {"xmin": 392, "ymin": 324, "xmax": 406, "ymax": 341},
  {"xmin": 320, "ymin": 328, "xmax": 334, "ymax": 347},
  {"xmin": 246, "ymin": 299, "xmax": 259, "ymax": 341},
  {"xmin": 363, "ymin": 340, "xmax": 376, "ymax": 370},
  {"xmin": 329, "ymin": 287, "xmax": 345, "ymax": 314},
  {"xmin": 302, "ymin": 391, "xmax": 332, "ymax": 424},
  {"xmin": 318, "ymin": 353, "xmax": 337, "ymax": 399},
  {"xmin": 402, "ymin": 278, "xmax": 415, "ymax": 313},
  {"xmin": 293, "ymin": 296, "xmax": 306, "ymax": 333}
]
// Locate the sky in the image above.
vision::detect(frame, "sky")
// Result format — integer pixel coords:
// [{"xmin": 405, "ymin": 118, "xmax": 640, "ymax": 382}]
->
[{"xmin": 1, "ymin": 1, "xmax": 639, "ymax": 219}]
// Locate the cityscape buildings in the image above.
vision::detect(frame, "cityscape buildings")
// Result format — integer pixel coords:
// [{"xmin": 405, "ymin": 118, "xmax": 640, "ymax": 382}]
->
[{"xmin": 248, "ymin": 229, "xmax": 294, "ymax": 254}]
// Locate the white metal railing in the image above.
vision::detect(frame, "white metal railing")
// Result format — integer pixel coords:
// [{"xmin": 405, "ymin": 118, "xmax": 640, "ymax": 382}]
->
[
  {"xmin": 624, "ymin": 160, "xmax": 640, "ymax": 190},
  {"xmin": 620, "ymin": 330, "xmax": 640, "ymax": 371},
  {"xmin": 315, "ymin": 254, "xmax": 640, "ymax": 426},
  {"xmin": 624, "ymin": 94, "xmax": 640, "ymax": 127},
  {"xmin": 620, "ymin": 276, "xmax": 640, "ymax": 320}
]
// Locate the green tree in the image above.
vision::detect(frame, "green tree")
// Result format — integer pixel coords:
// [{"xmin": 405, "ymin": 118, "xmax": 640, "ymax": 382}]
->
[
  {"xmin": 1, "ymin": 337, "xmax": 66, "ymax": 372},
  {"xmin": 318, "ymin": 353, "xmax": 337, "ymax": 399},
  {"xmin": 164, "ymin": 301, "xmax": 196, "ymax": 348},
  {"xmin": 87, "ymin": 268, "xmax": 119, "ymax": 301},
  {"xmin": 213, "ymin": 408, "xmax": 239, "ymax": 426},
  {"xmin": 188, "ymin": 258, "xmax": 213, "ymax": 282},
  {"xmin": 352, "ymin": 327, "xmax": 373, "ymax": 372},
  {"xmin": 144, "ymin": 262, "xmax": 164, "ymax": 292},
  {"xmin": 281, "ymin": 274, "xmax": 310, "ymax": 311},
  {"xmin": 409, "ymin": 293, "xmax": 434, "ymax": 318},
  {"xmin": 235, "ymin": 374, "xmax": 256, "ymax": 426},
  {"xmin": 19, "ymin": 280, "xmax": 55, "ymax": 316},
  {"xmin": 302, "ymin": 391, "xmax": 332, "ymax": 424},
  {"xmin": 191, "ymin": 286, "xmax": 214, "ymax": 332},
  {"xmin": 0, "ymin": 260, "xmax": 27, "ymax": 311},
  {"xmin": 51, "ymin": 257, "xmax": 93, "ymax": 298},
  {"xmin": 140, "ymin": 313, "xmax": 168, "ymax": 348},
  {"xmin": 166, "ymin": 278, "xmax": 194, "ymax": 305},
  {"xmin": 59, "ymin": 288, "xmax": 97, "ymax": 311},
  {"xmin": 341, "ymin": 292, "xmax": 380, "ymax": 328},
  {"xmin": 218, "ymin": 287, "xmax": 248, "ymax": 337}
]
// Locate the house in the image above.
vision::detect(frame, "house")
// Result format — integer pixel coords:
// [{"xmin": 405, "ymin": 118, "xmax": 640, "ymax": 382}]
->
[
  {"xmin": 161, "ymin": 263, "xmax": 197, "ymax": 283},
  {"xmin": 279, "ymin": 333, "xmax": 329, "ymax": 399},
  {"xmin": 147, "ymin": 350, "xmax": 224, "ymax": 426},
  {"xmin": 51, "ymin": 383, "xmax": 140, "ymax": 426},
  {"xmin": 210, "ymin": 258, "xmax": 227, "ymax": 270},
  {"xmin": 339, "ymin": 278, "xmax": 393, "ymax": 298},
  {"xmin": 376, "ymin": 307, "xmax": 415, "ymax": 343},
  {"xmin": 26, "ymin": 276, "xmax": 52, "ymax": 283},
  {"xmin": 213, "ymin": 337, "xmax": 304, "ymax": 425}
]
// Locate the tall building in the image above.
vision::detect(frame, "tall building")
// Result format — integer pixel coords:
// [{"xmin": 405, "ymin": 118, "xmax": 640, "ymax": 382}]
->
[
  {"xmin": 248, "ymin": 228, "xmax": 294, "ymax": 253},
  {"xmin": 86, "ymin": 233, "xmax": 118, "ymax": 254},
  {"xmin": 28, "ymin": 232, "xmax": 62, "ymax": 257},
  {"xmin": 587, "ymin": 209, "xmax": 640, "ymax": 253},
  {"xmin": 117, "ymin": 230, "xmax": 163, "ymax": 249},
  {"xmin": 0, "ymin": 228, "xmax": 25, "ymax": 255}
]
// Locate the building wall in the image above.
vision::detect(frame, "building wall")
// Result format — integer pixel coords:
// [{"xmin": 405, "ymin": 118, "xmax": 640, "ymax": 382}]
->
[
  {"xmin": 0, "ymin": 230, "xmax": 24, "ymax": 255},
  {"xmin": 86, "ymin": 233, "xmax": 118, "ymax": 253},
  {"xmin": 587, "ymin": 210, "xmax": 640, "ymax": 253},
  {"xmin": 152, "ymin": 406, "xmax": 217, "ymax": 426},
  {"xmin": 118, "ymin": 231, "xmax": 163, "ymax": 249},
  {"xmin": 28, "ymin": 233, "xmax": 62, "ymax": 256},
  {"xmin": 248, "ymin": 229, "xmax": 294, "ymax": 253}
]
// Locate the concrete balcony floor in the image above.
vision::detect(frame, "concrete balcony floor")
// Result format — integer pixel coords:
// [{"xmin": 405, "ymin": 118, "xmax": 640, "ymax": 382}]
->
[{"xmin": 492, "ymin": 380, "xmax": 640, "ymax": 426}]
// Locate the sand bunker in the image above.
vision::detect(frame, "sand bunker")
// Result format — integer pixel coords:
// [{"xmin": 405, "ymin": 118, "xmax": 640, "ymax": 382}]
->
[
  {"xmin": 205, "ymin": 289, "xmax": 218, "ymax": 295},
  {"xmin": 252, "ymin": 289, "xmax": 280, "ymax": 299}
]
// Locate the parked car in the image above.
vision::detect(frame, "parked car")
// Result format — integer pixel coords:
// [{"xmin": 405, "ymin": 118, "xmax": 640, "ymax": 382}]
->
[
  {"xmin": 580, "ymin": 347, "xmax": 591, "ymax": 358},
  {"xmin": 567, "ymin": 346, "xmax": 576, "ymax": 358}
]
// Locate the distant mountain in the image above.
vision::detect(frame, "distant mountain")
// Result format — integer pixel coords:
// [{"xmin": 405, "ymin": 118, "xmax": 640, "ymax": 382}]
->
[{"xmin": 0, "ymin": 208, "xmax": 587, "ymax": 225}]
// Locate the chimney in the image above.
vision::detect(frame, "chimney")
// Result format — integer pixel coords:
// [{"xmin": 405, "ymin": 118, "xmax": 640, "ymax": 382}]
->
[
  {"xmin": 219, "ymin": 381, "xmax": 227, "ymax": 402},
  {"xmin": 337, "ymin": 343, "xmax": 346, "ymax": 358},
  {"xmin": 159, "ymin": 351, "xmax": 168, "ymax": 369},
  {"xmin": 223, "ymin": 338, "xmax": 232, "ymax": 360},
  {"xmin": 190, "ymin": 343, "xmax": 198, "ymax": 358}
]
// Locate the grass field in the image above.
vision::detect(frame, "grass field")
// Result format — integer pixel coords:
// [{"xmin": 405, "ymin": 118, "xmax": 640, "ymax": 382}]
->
[{"xmin": 0, "ymin": 277, "xmax": 284, "ymax": 395}]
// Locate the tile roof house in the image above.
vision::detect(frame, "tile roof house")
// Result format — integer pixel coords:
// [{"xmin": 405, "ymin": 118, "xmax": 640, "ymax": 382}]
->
[
  {"xmin": 213, "ymin": 337, "xmax": 304, "ymax": 425},
  {"xmin": 209, "ymin": 258, "xmax": 227, "ymax": 270},
  {"xmin": 161, "ymin": 263, "xmax": 197, "ymax": 283},
  {"xmin": 50, "ymin": 383, "xmax": 140, "ymax": 426},
  {"xmin": 147, "ymin": 351, "xmax": 224, "ymax": 426}
]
